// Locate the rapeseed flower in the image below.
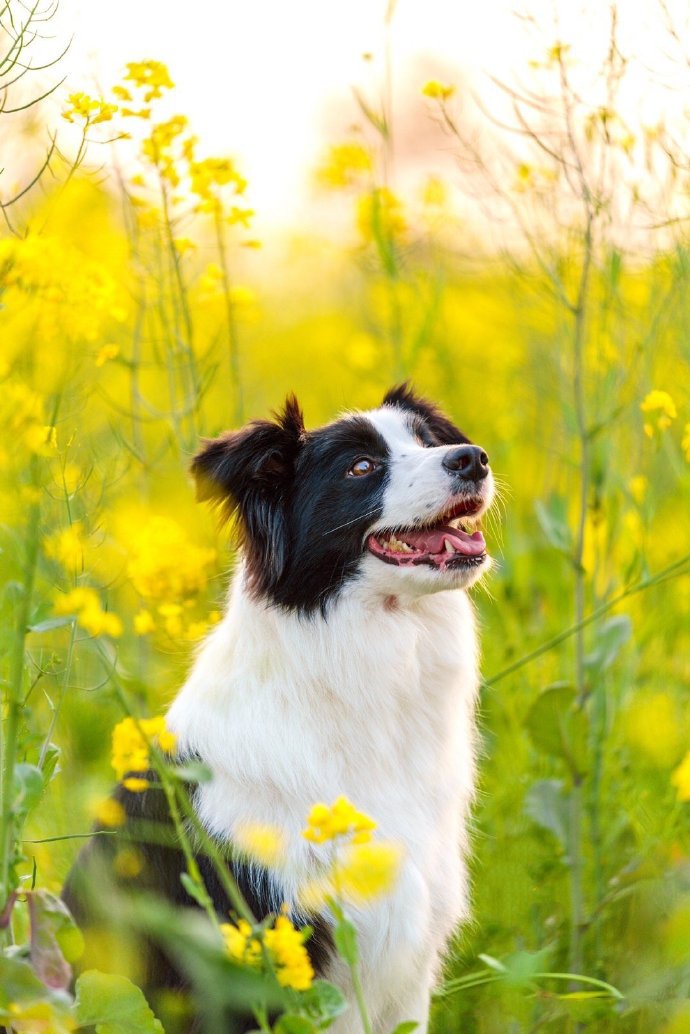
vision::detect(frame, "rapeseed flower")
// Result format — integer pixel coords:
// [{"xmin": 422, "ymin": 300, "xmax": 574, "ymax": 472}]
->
[
  {"xmin": 124, "ymin": 60, "xmax": 174, "ymax": 101},
  {"xmin": 641, "ymin": 389, "xmax": 677, "ymax": 436},
  {"xmin": 682, "ymin": 423, "xmax": 690, "ymax": 462},
  {"xmin": 303, "ymin": 796, "xmax": 377, "ymax": 844},
  {"xmin": 121, "ymin": 514, "xmax": 216, "ymax": 602},
  {"xmin": 317, "ymin": 142, "xmax": 373, "ymax": 190},
  {"xmin": 93, "ymin": 797, "xmax": 126, "ymax": 828},
  {"xmin": 264, "ymin": 915, "xmax": 314, "ymax": 990},
  {"xmin": 44, "ymin": 522, "xmax": 86, "ymax": 572},
  {"xmin": 672, "ymin": 752, "xmax": 690, "ymax": 802},
  {"xmin": 422, "ymin": 80, "xmax": 455, "ymax": 101},
  {"xmin": 62, "ymin": 92, "xmax": 117, "ymax": 124},
  {"xmin": 220, "ymin": 913, "xmax": 314, "ymax": 991},
  {"xmin": 234, "ymin": 823, "xmax": 286, "ymax": 868},
  {"xmin": 111, "ymin": 715, "xmax": 177, "ymax": 791},
  {"xmin": 54, "ymin": 587, "xmax": 123, "ymax": 638}
]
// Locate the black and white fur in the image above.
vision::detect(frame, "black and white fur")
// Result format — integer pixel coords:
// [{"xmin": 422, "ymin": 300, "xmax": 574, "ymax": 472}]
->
[{"xmin": 65, "ymin": 384, "xmax": 494, "ymax": 1034}]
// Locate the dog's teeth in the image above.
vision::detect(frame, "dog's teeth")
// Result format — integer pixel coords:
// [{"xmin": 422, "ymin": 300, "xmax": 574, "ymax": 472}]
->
[{"xmin": 444, "ymin": 539, "xmax": 456, "ymax": 554}]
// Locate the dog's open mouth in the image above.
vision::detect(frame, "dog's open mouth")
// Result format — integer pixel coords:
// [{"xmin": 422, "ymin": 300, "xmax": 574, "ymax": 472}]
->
[{"xmin": 367, "ymin": 497, "xmax": 487, "ymax": 570}]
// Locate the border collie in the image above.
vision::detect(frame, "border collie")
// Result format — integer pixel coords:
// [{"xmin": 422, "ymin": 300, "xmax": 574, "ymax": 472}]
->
[{"xmin": 64, "ymin": 383, "xmax": 494, "ymax": 1034}]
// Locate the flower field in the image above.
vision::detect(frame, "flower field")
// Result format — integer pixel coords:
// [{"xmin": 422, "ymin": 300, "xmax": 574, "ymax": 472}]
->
[{"xmin": 1, "ymin": 2, "xmax": 690, "ymax": 1031}]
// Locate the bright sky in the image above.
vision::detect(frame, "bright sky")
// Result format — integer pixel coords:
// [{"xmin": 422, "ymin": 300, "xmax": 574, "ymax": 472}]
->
[{"xmin": 53, "ymin": 0, "xmax": 690, "ymax": 236}]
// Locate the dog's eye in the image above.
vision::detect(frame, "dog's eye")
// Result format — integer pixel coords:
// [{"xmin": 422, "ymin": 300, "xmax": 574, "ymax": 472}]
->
[{"xmin": 348, "ymin": 457, "xmax": 377, "ymax": 477}]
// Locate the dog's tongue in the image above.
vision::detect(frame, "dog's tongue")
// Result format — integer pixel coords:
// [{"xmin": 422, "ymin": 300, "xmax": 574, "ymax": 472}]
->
[{"xmin": 405, "ymin": 524, "xmax": 485, "ymax": 556}]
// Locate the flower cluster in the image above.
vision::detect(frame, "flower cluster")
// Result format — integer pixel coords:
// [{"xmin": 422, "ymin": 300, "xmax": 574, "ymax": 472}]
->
[
  {"xmin": 124, "ymin": 60, "xmax": 174, "ymax": 102},
  {"xmin": 301, "ymin": 796, "xmax": 401, "ymax": 906},
  {"xmin": 110, "ymin": 715, "xmax": 177, "ymax": 792},
  {"xmin": 54, "ymin": 587, "xmax": 123, "ymax": 638},
  {"xmin": 317, "ymin": 142, "xmax": 373, "ymax": 191},
  {"xmin": 303, "ymin": 796, "xmax": 377, "ymax": 844},
  {"xmin": 641, "ymin": 389, "xmax": 677, "ymax": 436},
  {"xmin": 221, "ymin": 913, "xmax": 314, "ymax": 991},
  {"xmin": 122, "ymin": 514, "xmax": 216, "ymax": 604},
  {"xmin": 422, "ymin": 79, "xmax": 455, "ymax": 101},
  {"xmin": 62, "ymin": 92, "xmax": 117, "ymax": 125}
]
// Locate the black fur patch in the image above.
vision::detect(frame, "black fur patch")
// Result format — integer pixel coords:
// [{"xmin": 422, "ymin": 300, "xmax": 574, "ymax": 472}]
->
[
  {"xmin": 63, "ymin": 776, "xmax": 333, "ymax": 1034},
  {"xmin": 193, "ymin": 405, "xmax": 390, "ymax": 615}
]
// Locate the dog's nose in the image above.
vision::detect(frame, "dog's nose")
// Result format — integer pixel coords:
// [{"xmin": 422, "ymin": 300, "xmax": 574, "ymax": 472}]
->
[{"xmin": 442, "ymin": 445, "xmax": 489, "ymax": 481}]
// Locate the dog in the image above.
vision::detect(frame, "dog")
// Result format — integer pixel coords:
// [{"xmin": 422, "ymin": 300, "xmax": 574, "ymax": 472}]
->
[{"xmin": 64, "ymin": 383, "xmax": 494, "ymax": 1033}]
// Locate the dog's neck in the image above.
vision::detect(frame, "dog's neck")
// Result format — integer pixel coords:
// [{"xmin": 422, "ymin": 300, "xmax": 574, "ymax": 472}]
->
[{"xmin": 167, "ymin": 560, "xmax": 480, "ymax": 866}]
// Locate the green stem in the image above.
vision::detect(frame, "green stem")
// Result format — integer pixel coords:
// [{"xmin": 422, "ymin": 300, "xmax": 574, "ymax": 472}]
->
[
  {"xmin": 0, "ymin": 461, "xmax": 41, "ymax": 917},
  {"xmin": 482, "ymin": 552, "xmax": 690, "ymax": 689}
]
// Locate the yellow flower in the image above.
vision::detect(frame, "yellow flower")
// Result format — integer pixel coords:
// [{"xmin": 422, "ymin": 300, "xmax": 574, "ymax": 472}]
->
[
  {"xmin": 629, "ymin": 475, "xmax": 648, "ymax": 505},
  {"xmin": 93, "ymin": 798, "xmax": 126, "ymax": 828},
  {"xmin": 95, "ymin": 343, "xmax": 120, "ymax": 367},
  {"xmin": 190, "ymin": 157, "xmax": 246, "ymax": 202},
  {"xmin": 25, "ymin": 423, "xmax": 57, "ymax": 455},
  {"xmin": 357, "ymin": 188, "xmax": 407, "ymax": 245},
  {"xmin": 173, "ymin": 237, "xmax": 196, "ymax": 254},
  {"xmin": 62, "ymin": 92, "xmax": 117, "ymax": 124},
  {"xmin": 220, "ymin": 911, "xmax": 313, "ymax": 990},
  {"xmin": 234, "ymin": 823, "xmax": 286, "ymax": 867},
  {"xmin": 121, "ymin": 514, "xmax": 216, "ymax": 602},
  {"xmin": 641, "ymin": 389, "xmax": 677, "ymax": 436},
  {"xmin": 299, "ymin": 841, "xmax": 402, "ymax": 909},
  {"xmin": 682, "ymin": 423, "xmax": 690, "ymax": 462},
  {"xmin": 672, "ymin": 751, "xmax": 690, "ymax": 802},
  {"xmin": 112, "ymin": 84, "xmax": 132, "ymax": 102},
  {"xmin": 264, "ymin": 914, "xmax": 314, "ymax": 990},
  {"xmin": 124, "ymin": 60, "xmax": 174, "ymax": 101},
  {"xmin": 422, "ymin": 79, "xmax": 455, "ymax": 101},
  {"xmin": 302, "ymin": 796, "xmax": 377, "ymax": 844},
  {"xmin": 316, "ymin": 142, "xmax": 373, "ymax": 190},
  {"xmin": 334, "ymin": 841, "xmax": 401, "ymax": 903},
  {"xmin": 44, "ymin": 522, "xmax": 86, "ymax": 572},
  {"xmin": 133, "ymin": 609, "xmax": 156, "ymax": 635},
  {"xmin": 54, "ymin": 587, "xmax": 123, "ymax": 638},
  {"xmin": 111, "ymin": 715, "xmax": 177, "ymax": 789},
  {"xmin": 113, "ymin": 847, "xmax": 144, "ymax": 878},
  {"xmin": 623, "ymin": 693, "xmax": 683, "ymax": 767}
]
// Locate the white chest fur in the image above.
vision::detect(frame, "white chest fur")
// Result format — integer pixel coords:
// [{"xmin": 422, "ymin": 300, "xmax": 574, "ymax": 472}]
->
[{"xmin": 167, "ymin": 568, "xmax": 480, "ymax": 1032}]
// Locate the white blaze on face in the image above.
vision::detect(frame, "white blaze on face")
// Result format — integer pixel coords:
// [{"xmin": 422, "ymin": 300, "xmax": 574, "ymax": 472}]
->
[{"xmin": 365, "ymin": 406, "xmax": 492, "ymax": 535}]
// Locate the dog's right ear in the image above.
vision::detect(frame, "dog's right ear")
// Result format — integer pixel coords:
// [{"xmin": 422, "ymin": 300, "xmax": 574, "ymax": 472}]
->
[
  {"xmin": 192, "ymin": 396, "xmax": 305, "ymax": 512},
  {"xmin": 191, "ymin": 396, "xmax": 305, "ymax": 591}
]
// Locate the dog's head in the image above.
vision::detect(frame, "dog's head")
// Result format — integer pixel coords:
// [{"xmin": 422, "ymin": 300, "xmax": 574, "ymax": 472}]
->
[{"xmin": 193, "ymin": 383, "xmax": 495, "ymax": 613}]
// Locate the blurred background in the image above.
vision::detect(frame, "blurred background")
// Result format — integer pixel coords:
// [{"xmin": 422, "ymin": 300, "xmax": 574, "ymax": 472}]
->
[{"xmin": 2, "ymin": 0, "xmax": 690, "ymax": 1031}]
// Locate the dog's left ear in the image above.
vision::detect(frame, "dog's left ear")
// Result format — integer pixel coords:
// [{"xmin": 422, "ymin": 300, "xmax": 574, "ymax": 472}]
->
[
  {"xmin": 382, "ymin": 382, "xmax": 469, "ymax": 445},
  {"xmin": 192, "ymin": 396, "xmax": 305, "ymax": 591}
]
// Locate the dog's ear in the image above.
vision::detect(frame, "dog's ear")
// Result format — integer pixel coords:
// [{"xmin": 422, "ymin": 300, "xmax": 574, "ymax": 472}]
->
[
  {"xmin": 382, "ymin": 381, "xmax": 469, "ymax": 445},
  {"xmin": 192, "ymin": 395, "xmax": 305, "ymax": 590}
]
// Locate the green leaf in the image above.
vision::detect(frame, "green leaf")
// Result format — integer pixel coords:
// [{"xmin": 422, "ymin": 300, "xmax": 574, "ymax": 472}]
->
[
  {"xmin": 171, "ymin": 760, "xmax": 212, "ymax": 783},
  {"xmin": 28, "ymin": 889, "xmax": 83, "ymax": 991},
  {"xmin": 297, "ymin": 980, "xmax": 348, "ymax": 1027},
  {"xmin": 501, "ymin": 948, "xmax": 553, "ymax": 989},
  {"xmin": 75, "ymin": 970, "xmax": 164, "ymax": 1033},
  {"xmin": 28, "ymin": 615, "xmax": 75, "ymax": 633},
  {"xmin": 535, "ymin": 496, "xmax": 572, "ymax": 554},
  {"xmin": 585, "ymin": 615, "xmax": 632, "ymax": 672},
  {"xmin": 179, "ymin": 871, "xmax": 208, "ymax": 908},
  {"xmin": 13, "ymin": 763, "xmax": 45, "ymax": 819},
  {"xmin": 390, "ymin": 1023, "xmax": 419, "ymax": 1034},
  {"xmin": 0, "ymin": 954, "xmax": 73, "ymax": 1010},
  {"xmin": 333, "ymin": 916, "xmax": 359, "ymax": 966},
  {"xmin": 524, "ymin": 779, "xmax": 569, "ymax": 847},
  {"xmin": 275, "ymin": 1015, "xmax": 317, "ymax": 1034},
  {"xmin": 525, "ymin": 685, "xmax": 587, "ymax": 774}
]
